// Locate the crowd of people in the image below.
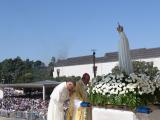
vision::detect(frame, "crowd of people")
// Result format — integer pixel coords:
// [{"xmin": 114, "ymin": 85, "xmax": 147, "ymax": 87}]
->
[
  {"xmin": 0, "ymin": 87, "xmax": 49, "ymax": 118},
  {"xmin": 0, "ymin": 97, "xmax": 48, "ymax": 112}
]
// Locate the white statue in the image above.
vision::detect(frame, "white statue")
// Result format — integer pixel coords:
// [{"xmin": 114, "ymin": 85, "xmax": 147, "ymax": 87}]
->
[{"xmin": 117, "ymin": 24, "xmax": 133, "ymax": 75}]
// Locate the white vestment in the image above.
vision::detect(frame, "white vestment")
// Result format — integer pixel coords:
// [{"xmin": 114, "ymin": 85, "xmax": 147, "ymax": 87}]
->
[{"xmin": 47, "ymin": 82, "xmax": 69, "ymax": 120}]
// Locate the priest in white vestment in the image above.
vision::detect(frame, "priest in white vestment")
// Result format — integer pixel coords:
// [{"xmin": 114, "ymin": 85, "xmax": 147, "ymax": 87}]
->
[{"xmin": 47, "ymin": 80, "xmax": 76, "ymax": 120}]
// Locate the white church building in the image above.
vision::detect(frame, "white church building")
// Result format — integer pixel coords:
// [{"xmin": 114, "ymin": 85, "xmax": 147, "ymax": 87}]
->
[{"xmin": 53, "ymin": 47, "xmax": 160, "ymax": 78}]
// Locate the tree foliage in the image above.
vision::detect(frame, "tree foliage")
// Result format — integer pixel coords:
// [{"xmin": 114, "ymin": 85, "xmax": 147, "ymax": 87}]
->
[
  {"xmin": 52, "ymin": 76, "xmax": 81, "ymax": 82},
  {"xmin": 0, "ymin": 57, "xmax": 81, "ymax": 83},
  {"xmin": 0, "ymin": 57, "xmax": 49, "ymax": 83}
]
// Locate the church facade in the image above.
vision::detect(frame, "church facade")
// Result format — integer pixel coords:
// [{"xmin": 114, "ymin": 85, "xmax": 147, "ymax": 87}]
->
[{"xmin": 53, "ymin": 47, "xmax": 160, "ymax": 78}]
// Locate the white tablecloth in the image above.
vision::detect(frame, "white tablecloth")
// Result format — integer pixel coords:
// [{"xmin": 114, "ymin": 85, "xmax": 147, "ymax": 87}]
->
[{"xmin": 92, "ymin": 107, "xmax": 138, "ymax": 120}]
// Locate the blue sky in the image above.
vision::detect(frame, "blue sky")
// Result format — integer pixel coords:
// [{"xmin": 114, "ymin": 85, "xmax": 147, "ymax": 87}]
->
[{"xmin": 0, "ymin": 0, "xmax": 160, "ymax": 64}]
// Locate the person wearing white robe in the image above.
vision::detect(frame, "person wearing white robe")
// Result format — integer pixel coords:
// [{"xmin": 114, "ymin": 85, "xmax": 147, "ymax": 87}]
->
[{"xmin": 47, "ymin": 81, "xmax": 75, "ymax": 120}]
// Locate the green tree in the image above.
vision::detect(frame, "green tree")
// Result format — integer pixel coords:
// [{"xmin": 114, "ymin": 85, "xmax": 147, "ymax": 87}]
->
[
  {"xmin": 0, "ymin": 57, "xmax": 54, "ymax": 83},
  {"xmin": 48, "ymin": 57, "xmax": 56, "ymax": 77}
]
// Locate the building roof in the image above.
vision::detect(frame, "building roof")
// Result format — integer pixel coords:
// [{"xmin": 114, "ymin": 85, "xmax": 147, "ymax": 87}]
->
[
  {"xmin": 55, "ymin": 55, "xmax": 93, "ymax": 66},
  {"xmin": 0, "ymin": 80, "xmax": 60, "ymax": 88},
  {"xmin": 55, "ymin": 47, "xmax": 160, "ymax": 67}
]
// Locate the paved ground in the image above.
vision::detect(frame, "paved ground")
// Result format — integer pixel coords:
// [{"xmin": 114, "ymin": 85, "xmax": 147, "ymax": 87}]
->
[
  {"xmin": 0, "ymin": 117, "xmax": 13, "ymax": 120},
  {"xmin": 0, "ymin": 117, "xmax": 25, "ymax": 120}
]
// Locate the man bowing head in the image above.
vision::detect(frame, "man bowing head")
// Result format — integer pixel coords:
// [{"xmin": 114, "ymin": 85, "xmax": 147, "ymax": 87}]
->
[{"xmin": 47, "ymin": 80, "xmax": 76, "ymax": 120}]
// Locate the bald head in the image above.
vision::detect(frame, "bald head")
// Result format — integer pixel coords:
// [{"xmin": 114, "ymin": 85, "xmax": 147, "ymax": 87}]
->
[{"xmin": 82, "ymin": 73, "xmax": 90, "ymax": 85}]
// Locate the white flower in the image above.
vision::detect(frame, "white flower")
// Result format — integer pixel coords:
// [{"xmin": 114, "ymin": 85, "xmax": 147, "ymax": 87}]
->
[
  {"xmin": 119, "ymin": 91, "xmax": 125, "ymax": 95},
  {"xmin": 112, "ymin": 79, "xmax": 116, "ymax": 83},
  {"xmin": 116, "ymin": 80, "xmax": 121, "ymax": 83},
  {"xmin": 87, "ymin": 89, "xmax": 90, "ymax": 93},
  {"xmin": 119, "ymin": 73, "xmax": 124, "ymax": 78},
  {"xmin": 103, "ymin": 77, "xmax": 111, "ymax": 82},
  {"xmin": 90, "ymin": 72, "xmax": 158, "ymax": 97},
  {"xmin": 102, "ymin": 91, "xmax": 106, "ymax": 95},
  {"xmin": 126, "ymin": 83, "xmax": 137, "ymax": 92},
  {"xmin": 139, "ymin": 91, "xmax": 143, "ymax": 95}
]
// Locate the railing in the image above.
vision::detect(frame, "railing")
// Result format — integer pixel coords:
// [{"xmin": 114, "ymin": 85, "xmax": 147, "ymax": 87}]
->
[{"xmin": 0, "ymin": 109, "xmax": 47, "ymax": 120}]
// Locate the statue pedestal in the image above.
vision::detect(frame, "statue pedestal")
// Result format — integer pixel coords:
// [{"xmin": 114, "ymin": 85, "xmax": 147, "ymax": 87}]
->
[{"xmin": 92, "ymin": 107, "xmax": 137, "ymax": 120}]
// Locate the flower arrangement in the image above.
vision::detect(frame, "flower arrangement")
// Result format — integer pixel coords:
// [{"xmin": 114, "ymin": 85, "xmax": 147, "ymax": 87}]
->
[{"xmin": 88, "ymin": 72, "xmax": 160, "ymax": 110}]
